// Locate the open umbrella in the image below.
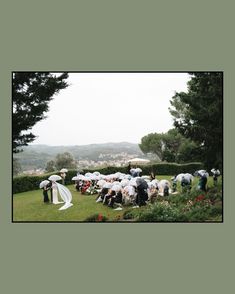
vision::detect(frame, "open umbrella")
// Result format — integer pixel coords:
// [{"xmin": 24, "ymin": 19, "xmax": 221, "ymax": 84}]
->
[
  {"xmin": 93, "ymin": 171, "xmax": 100, "ymax": 176},
  {"xmin": 39, "ymin": 180, "xmax": 50, "ymax": 189},
  {"xmin": 97, "ymin": 179, "xmax": 106, "ymax": 187},
  {"xmin": 103, "ymin": 182, "xmax": 113, "ymax": 189},
  {"xmin": 48, "ymin": 175, "xmax": 62, "ymax": 182},
  {"xmin": 111, "ymin": 184, "xmax": 122, "ymax": 192},
  {"xmin": 120, "ymin": 179, "xmax": 130, "ymax": 187},
  {"xmin": 128, "ymin": 158, "xmax": 150, "ymax": 165},
  {"xmin": 176, "ymin": 173, "xmax": 185, "ymax": 182},
  {"xmin": 72, "ymin": 176, "xmax": 79, "ymax": 181},
  {"xmin": 60, "ymin": 168, "xmax": 68, "ymax": 173}
]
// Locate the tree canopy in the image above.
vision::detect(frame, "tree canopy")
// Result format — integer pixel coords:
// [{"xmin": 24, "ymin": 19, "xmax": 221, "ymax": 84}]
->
[
  {"xmin": 169, "ymin": 72, "xmax": 223, "ymax": 169},
  {"xmin": 139, "ymin": 129, "xmax": 201, "ymax": 163},
  {"xmin": 54, "ymin": 152, "xmax": 77, "ymax": 170},
  {"xmin": 13, "ymin": 72, "xmax": 69, "ymax": 153}
]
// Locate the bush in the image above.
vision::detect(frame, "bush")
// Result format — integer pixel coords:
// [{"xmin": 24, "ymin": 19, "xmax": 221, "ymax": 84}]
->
[
  {"xmin": 84, "ymin": 213, "xmax": 108, "ymax": 222},
  {"xmin": 13, "ymin": 173, "xmax": 58, "ymax": 194},
  {"xmin": 137, "ymin": 202, "xmax": 189, "ymax": 222},
  {"xmin": 123, "ymin": 209, "xmax": 137, "ymax": 220}
]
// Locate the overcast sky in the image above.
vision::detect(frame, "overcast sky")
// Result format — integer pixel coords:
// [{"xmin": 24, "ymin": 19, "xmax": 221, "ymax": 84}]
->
[{"xmin": 30, "ymin": 72, "xmax": 190, "ymax": 146}]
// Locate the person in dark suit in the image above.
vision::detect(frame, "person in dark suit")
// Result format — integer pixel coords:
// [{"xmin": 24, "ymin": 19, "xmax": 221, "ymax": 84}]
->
[
  {"xmin": 46, "ymin": 181, "xmax": 53, "ymax": 203},
  {"xmin": 42, "ymin": 185, "xmax": 50, "ymax": 203}
]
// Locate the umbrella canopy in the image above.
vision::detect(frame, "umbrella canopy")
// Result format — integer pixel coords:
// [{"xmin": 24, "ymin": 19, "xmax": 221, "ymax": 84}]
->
[
  {"xmin": 128, "ymin": 158, "xmax": 150, "ymax": 165},
  {"xmin": 78, "ymin": 174, "xmax": 86, "ymax": 180},
  {"xmin": 120, "ymin": 179, "xmax": 130, "ymax": 187},
  {"xmin": 211, "ymin": 168, "xmax": 220, "ymax": 175},
  {"xmin": 39, "ymin": 180, "xmax": 50, "ymax": 189},
  {"xmin": 60, "ymin": 168, "xmax": 68, "ymax": 173},
  {"xmin": 72, "ymin": 176, "xmax": 79, "ymax": 181},
  {"xmin": 151, "ymin": 179, "xmax": 159, "ymax": 188},
  {"xmin": 103, "ymin": 182, "xmax": 113, "ymax": 189},
  {"xmin": 184, "ymin": 173, "xmax": 194, "ymax": 182},
  {"xmin": 93, "ymin": 171, "xmax": 100, "ymax": 176},
  {"xmin": 111, "ymin": 184, "xmax": 122, "ymax": 192},
  {"xmin": 158, "ymin": 179, "xmax": 170, "ymax": 189},
  {"xmin": 85, "ymin": 172, "xmax": 92, "ymax": 177},
  {"xmin": 48, "ymin": 175, "xmax": 62, "ymax": 182},
  {"xmin": 195, "ymin": 170, "xmax": 209, "ymax": 177},
  {"xmin": 129, "ymin": 178, "xmax": 137, "ymax": 187},
  {"xmin": 176, "ymin": 173, "xmax": 185, "ymax": 182},
  {"xmin": 97, "ymin": 179, "xmax": 106, "ymax": 187}
]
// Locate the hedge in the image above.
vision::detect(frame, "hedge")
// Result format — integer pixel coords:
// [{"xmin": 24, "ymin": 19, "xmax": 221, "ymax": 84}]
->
[{"xmin": 13, "ymin": 162, "xmax": 203, "ymax": 194}]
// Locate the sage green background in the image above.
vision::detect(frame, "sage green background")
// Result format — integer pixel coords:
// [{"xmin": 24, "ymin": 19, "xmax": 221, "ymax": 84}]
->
[{"xmin": 0, "ymin": 0, "xmax": 233, "ymax": 293}]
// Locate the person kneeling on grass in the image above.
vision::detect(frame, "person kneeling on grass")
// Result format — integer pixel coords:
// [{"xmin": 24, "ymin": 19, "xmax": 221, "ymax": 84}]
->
[
  {"xmin": 103, "ymin": 190, "xmax": 116, "ymax": 206},
  {"xmin": 211, "ymin": 168, "xmax": 220, "ymax": 186},
  {"xmin": 198, "ymin": 174, "xmax": 207, "ymax": 192},
  {"xmin": 108, "ymin": 190, "xmax": 123, "ymax": 208},
  {"xmin": 181, "ymin": 176, "xmax": 191, "ymax": 193},
  {"xmin": 96, "ymin": 187, "xmax": 109, "ymax": 202},
  {"xmin": 81, "ymin": 180, "xmax": 91, "ymax": 194},
  {"xmin": 136, "ymin": 179, "xmax": 148, "ymax": 207}
]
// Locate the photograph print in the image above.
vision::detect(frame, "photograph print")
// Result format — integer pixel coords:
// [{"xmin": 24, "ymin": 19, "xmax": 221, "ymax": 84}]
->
[{"xmin": 12, "ymin": 72, "xmax": 223, "ymax": 222}]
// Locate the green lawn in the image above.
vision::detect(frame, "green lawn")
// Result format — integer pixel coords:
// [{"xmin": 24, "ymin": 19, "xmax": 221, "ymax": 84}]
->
[{"xmin": 13, "ymin": 176, "xmax": 222, "ymax": 222}]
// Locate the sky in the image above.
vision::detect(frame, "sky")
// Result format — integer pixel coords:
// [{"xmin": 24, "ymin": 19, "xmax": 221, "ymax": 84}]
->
[{"xmin": 30, "ymin": 72, "xmax": 191, "ymax": 146}]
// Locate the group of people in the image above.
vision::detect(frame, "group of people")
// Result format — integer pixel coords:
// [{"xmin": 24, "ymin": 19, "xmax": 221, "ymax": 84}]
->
[
  {"xmin": 72, "ymin": 167, "xmax": 220, "ymax": 210},
  {"xmin": 40, "ymin": 171, "xmax": 73, "ymax": 210},
  {"xmin": 40, "ymin": 167, "xmax": 221, "ymax": 211}
]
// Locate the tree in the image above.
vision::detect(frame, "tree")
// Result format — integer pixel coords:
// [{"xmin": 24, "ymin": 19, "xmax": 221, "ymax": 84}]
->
[
  {"xmin": 169, "ymin": 72, "xmax": 223, "ymax": 169},
  {"xmin": 13, "ymin": 72, "xmax": 69, "ymax": 153},
  {"xmin": 55, "ymin": 152, "xmax": 77, "ymax": 170},
  {"xmin": 45, "ymin": 160, "xmax": 56, "ymax": 173},
  {"xmin": 139, "ymin": 129, "xmax": 201, "ymax": 163},
  {"xmin": 139, "ymin": 133, "xmax": 165, "ymax": 160},
  {"xmin": 162, "ymin": 129, "xmax": 185, "ymax": 161}
]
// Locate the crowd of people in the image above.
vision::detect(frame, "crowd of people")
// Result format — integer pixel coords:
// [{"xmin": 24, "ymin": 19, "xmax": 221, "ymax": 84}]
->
[{"xmin": 70, "ymin": 168, "xmax": 220, "ymax": 210}]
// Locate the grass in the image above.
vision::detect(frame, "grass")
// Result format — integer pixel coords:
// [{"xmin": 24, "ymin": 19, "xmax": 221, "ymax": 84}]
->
[{"xmin": 13, "ymin": 176, "xmax": 222, "ymax": 222}]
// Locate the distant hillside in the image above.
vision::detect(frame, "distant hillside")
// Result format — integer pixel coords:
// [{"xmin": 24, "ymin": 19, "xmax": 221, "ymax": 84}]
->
[{"xmin": 14, "ymin": 142, "xmax": 147, "ymax": 171}]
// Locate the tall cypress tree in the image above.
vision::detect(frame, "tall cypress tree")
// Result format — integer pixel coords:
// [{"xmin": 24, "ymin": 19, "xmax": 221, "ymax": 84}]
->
[{"xmin": 13, "ymin": 72, "xmax": 69, "ymax": 152}]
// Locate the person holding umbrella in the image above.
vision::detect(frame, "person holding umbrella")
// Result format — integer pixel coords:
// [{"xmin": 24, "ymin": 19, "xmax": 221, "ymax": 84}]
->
[
  {"xmin": 60, "ymin": 168, "xmax": 68, "ymax": 185},
  {"xmin": 211, "ymin": 168, "xmax": 220, "ymax": 186},
  {"xmin": 136, "ymin": 178, "xmax": 148, "ymax": 206},
  {"xmin": 39, "ymin": 180, "xmax": 50, "ymax": 203}
]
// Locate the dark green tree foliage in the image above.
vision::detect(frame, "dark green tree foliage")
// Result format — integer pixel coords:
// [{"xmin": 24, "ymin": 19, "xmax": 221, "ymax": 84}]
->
[
  {"xmin": 169, "ymin": 72, "xmax": 223, "ymax": 169},
  {"xmin": 139, "ymin": 133, "xmax": 165, "ymax": 160},
  {"xmin": 13, "ymin": 72, "xmax": 69, "ymax": 152},
  {"xmin": 55, "ymin": 152, "xmax": 77, "ymax": 170},
  {"xmin": 139, "ymin": 129, "xmax": 200, "ymax": 163}
]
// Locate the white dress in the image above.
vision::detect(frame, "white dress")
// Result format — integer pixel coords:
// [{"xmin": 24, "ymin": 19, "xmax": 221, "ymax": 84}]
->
[{"xmin": 52, "ymin": 182, "xmax": 64, "ymax": 204}]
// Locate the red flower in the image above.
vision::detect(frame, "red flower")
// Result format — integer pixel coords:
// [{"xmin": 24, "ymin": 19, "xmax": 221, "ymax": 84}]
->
[
  {"xmin": 195, "ymin": 194, "xmax": 205, "ymax": 202},
  {"xmin": 97, "ymin": 213, "xmax": 103, "ymax": 221}
]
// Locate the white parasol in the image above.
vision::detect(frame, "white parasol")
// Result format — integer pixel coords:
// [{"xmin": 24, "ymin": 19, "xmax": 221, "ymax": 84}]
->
[
  {"xmin": 111, "ymin": 184, "xmax": 122, "ymax": 192},
  {"xmin": 128, "ymin": 158, "xmax": 150, "ymax": 165},
  {"xmin": 39, "ymin": 180, "xmax": 50, "ymax": 189},
  {"xmin": 48, "ymin": 175, "xmax": 62, "ymax": 182},
  {"xmin": 60, "ymin": 168, "xmax": 68, "ymax": 173}
]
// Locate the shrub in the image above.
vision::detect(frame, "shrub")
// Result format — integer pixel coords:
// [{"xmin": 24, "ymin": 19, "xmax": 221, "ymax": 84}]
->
[
  {"xmin": 137, "ymin": 202, "xmax": 189, "ymax": 222},
  {"xmin": 123, "ymin": 209, "xmax": 137, "ymax": 220},
  {"xmin": 208, "ymin": 204, "xmax": 222, "ymax": 217},
  {"xmin": 84, "ymin": 213, "xmax": 108, "ymax": 222}
]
